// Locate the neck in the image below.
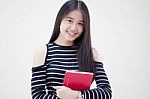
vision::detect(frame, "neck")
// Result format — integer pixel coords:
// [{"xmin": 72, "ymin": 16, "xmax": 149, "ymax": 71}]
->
[{"xmin": 54, "ymin": 38, "xmax": 74, "ymax": 46}]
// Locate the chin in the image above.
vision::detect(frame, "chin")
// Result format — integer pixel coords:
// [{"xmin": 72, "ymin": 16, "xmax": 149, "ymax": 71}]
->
[
  {"xmin": 65, "ymin": 37, "xmax": 75, "ymax": 41},
  {"xmin": 67, "ymin": 39, "xmax": 75, "ymax": 42}
]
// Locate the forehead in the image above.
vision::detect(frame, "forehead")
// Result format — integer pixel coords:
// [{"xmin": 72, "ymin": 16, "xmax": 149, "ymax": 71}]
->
[{"xmin": 65, "ymin": 10, "xmax": 83, "ymax": 21}]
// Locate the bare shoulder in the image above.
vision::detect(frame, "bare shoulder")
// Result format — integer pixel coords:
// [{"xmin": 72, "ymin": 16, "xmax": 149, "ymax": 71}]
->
[
  {"xmin": 92, "ymin": 47, "xmax": 103, "ymax": 62},
  {"xmin": 33, "ymin": 45, "xmax": 47, "ymax": 67}
]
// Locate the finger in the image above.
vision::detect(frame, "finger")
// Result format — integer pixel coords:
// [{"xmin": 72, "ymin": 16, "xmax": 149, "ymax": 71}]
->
[{"xmin": 52, "ymin": 86, "xmax": 62, "ymax": 90}]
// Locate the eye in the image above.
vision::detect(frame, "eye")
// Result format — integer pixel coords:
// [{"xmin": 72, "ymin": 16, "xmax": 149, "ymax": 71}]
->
[
  {"xmin": 66, "ymin": 19, "xmax": 73, "ymax": 23},
  {"xmin": 78, "ymin": 22, "xmax": 84, "ymax": 27}
]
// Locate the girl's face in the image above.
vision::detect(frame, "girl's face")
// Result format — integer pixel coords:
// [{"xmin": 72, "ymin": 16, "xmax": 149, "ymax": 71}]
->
[{"xmin": 58, "ymin": 10, "xmax": 84, "ymax": 45}]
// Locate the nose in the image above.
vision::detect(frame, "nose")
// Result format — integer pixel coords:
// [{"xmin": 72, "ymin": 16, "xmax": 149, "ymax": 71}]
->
[{"xmin": 70, "ymin": 23, "xmax": 77, "ymax": 32}]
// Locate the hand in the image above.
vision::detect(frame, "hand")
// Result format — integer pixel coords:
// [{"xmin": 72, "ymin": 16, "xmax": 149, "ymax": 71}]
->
[{"xmin": 53, "ymin": 86, "xmax": 78, "ymax": 99}]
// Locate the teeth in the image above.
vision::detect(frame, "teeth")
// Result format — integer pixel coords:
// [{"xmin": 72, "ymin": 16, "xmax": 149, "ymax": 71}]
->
[
  {"xmin": 69, "ymin": 32, "xmax": 75, "ymax": 34},
  {"xmin": 68, "ymin": 32, "xmax": 76, "ymax": 37}
]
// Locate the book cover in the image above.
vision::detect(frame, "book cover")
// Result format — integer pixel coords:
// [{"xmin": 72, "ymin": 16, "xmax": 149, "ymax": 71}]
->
[{"xmin": 63, "ymin": 70, "xmax": 94, "ymax": 91}]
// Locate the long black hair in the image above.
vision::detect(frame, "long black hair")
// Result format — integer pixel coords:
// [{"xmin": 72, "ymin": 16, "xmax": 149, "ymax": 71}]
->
[{"xmin": 49, "ymin": 0, "xmax": 95, "ymax": 73}]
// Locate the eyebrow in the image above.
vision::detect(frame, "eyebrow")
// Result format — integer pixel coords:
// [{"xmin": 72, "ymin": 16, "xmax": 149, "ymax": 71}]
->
[{"xmin": 65, "ymin": 17, "xmax": 84, "ymax": 23}]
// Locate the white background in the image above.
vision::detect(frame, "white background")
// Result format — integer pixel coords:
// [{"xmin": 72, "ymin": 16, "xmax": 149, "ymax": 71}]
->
[{"xmin": 0, "ymin": 0, "xmax": 150, "ymax": 99}]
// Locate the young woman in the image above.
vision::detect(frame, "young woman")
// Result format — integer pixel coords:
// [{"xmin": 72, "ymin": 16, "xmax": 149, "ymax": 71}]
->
[{"xmin": 31, "ymin": 0, "xmax": 112, "ymax": 99}]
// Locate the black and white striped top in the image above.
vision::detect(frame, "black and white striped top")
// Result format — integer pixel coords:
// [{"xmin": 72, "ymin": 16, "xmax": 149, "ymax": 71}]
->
[{"xmin": 31, "ymin": 42, "xmax": 112, "ymax": 99}]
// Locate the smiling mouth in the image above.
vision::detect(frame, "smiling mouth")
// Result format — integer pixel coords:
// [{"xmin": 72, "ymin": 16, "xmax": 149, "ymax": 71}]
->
[{"xmin": 67, "ymin": 32, "xmax": 77, "ymax": 37}]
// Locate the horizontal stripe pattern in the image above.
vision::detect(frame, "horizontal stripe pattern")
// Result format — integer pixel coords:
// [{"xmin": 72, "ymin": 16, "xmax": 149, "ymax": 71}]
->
[
  {"xmin": 81, "ymin": 62, "xmax": 112, "ymax": 99},
  {"xmin": 31, "ymin": 42, "xmax": 112, "ymax": 99}
]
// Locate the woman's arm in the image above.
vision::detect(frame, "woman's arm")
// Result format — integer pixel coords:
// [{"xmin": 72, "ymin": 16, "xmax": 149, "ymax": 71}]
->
[
  {"xmin": 33, "ymin": 45, "xmax": 47, "ymax": 67},
  {"xmin": 79, "ymin": 48, "xmax": 112, "ymax": 99},
  {"xmin": 31, "ymin": 45, "xmax": 59, "ymax": 99},
  {"xmin": 92, "ymin": 48, "xmax": 103, "ymax": 62}
]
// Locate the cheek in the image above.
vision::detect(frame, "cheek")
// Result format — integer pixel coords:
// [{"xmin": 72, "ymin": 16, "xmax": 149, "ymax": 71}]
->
[
  {"xmin": 78, "ymin": 27, "xmax": 83, "ymax": 34},
  {"xmin": 60, "ymin": 24, "xmax": 64, "ymax": 33},
  {"xmin": 77, "ymin": 30, "xmax": 83, "ymax": 38},
  {"xmin": 60, "ymin": 22, "xmax": 67, "ymax": 33}
]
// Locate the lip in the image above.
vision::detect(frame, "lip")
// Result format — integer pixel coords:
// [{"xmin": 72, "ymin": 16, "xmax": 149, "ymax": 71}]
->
[{"xmin": 67, "ymin": 32, "xmax": 77, "ymax": 37}]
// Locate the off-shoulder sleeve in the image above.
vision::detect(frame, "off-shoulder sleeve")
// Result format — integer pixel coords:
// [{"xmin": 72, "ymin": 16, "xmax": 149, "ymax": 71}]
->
[
  {"xmin": 31, "ymin": 65, "xmax": 59, "ymax": 99},
  {"xmin": 80, "ymin": 62, "xmax": 112, "ymax": 99}
]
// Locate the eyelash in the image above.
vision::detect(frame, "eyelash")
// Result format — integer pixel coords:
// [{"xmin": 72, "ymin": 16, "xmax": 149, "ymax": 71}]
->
[
  {"xmin": 66, "ymin": 19, "xmax": 83, "ymax": 26},
  {"xmin": 67, "ymin": 19, "xmax": 73, "ymax": 23},
  {"xmin": 78, "ymin": 23, "xmax": 83, "ymax": 26}
]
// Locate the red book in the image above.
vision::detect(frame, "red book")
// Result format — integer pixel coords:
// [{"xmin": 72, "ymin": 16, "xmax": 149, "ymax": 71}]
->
[{"xmin": 63, "ymin": 71, "xmax": 94, "ymax": 91}]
